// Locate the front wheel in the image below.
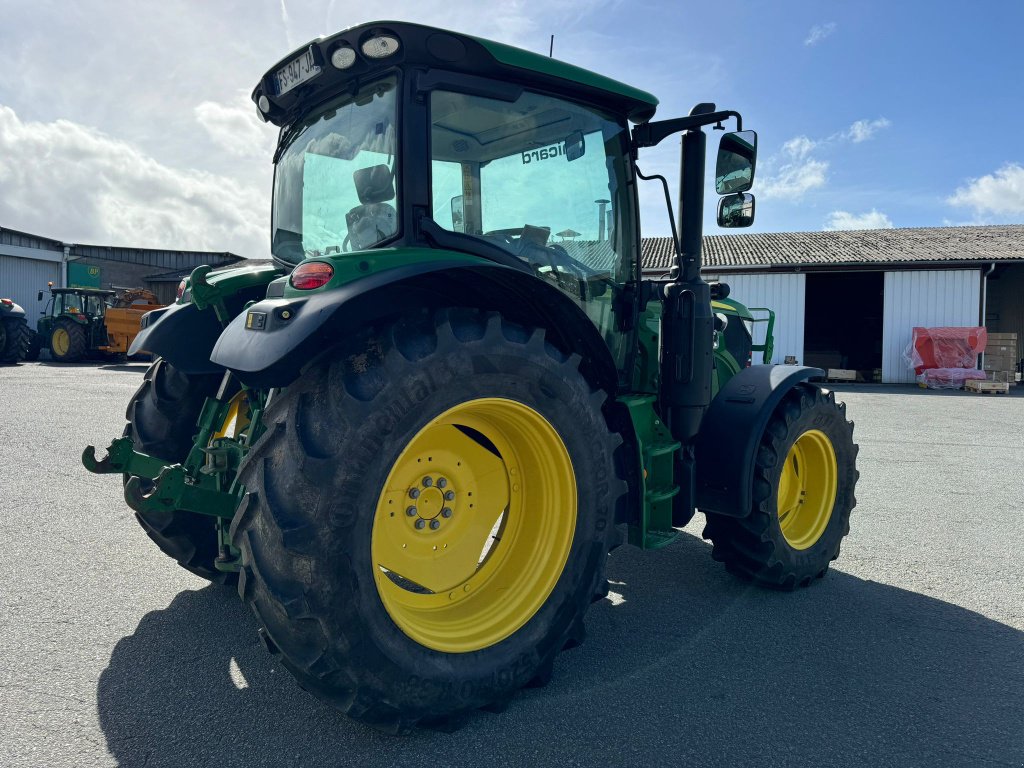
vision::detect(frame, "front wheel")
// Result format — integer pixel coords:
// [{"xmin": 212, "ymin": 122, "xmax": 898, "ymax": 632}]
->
[
  {"xmin": 231, "ymin": 309, "xmax": 626, "ymax": 732},
  {"xmin": 703, "ymin": 384, "xmax": 858, "ymax": 589}
]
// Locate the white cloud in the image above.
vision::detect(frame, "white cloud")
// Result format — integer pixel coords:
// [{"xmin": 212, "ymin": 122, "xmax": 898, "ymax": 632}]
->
[
  {"xmin": 759, "ymin": 159, "xmax": 828, "ymax": 200},
  {"xmin": 844, "ymin": 118, "xmax": 891, "ymax": 143},
  {"xmin": 824, "ymin": 209, "xmax": 894, "ymax": 231},
  {"xmin": 782, "ymin": 136, "xmax": 817, "ymax": 160},
  {"xmin": 195, "ymin": 95, "xmax": 274, "ymax": 159},
  {"xmin": 0, "ymin": 105, "xmax": 267, "ymax": 256},
  {"xmin": 947, "ymin": 163, "xmax": 1024, "ymax": 216},
  {"xmin": 804, "ymin": 22, "xmax": 837, "ymax": 46},
  {"xmin": 759, "ymin": 137, "xmax": 827, "ymax": 200}
]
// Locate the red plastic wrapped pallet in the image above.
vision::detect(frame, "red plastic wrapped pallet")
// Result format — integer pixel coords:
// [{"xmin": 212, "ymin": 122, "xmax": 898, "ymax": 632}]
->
[
  {"xmin": 906, "ymin": 327, "xmax": 987, "ymax": 374},
  {"xmin": 916, "ymin": 368, "xmax": 988, "ymax": 389}
]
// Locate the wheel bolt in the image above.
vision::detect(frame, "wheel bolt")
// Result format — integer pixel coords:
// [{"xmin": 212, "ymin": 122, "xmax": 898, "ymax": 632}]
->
[
  {"xmin": 408, "ymin": 488, "xmax": 420, "ymax": 499},
  {"xmin": 406, "ymin": 506, "xmax": 417, "ymax": 517},
  {"xmin": 441, "ymin": 507, "xmax": 452, "ymax": 518},
  {"xmin": 437, "ymin": 478, "xmax": 447, "ymax": 489},
  {"xmin": 415, "ymin": 519, "xmax": 425, "ymax": 530},
  {"xmin": 444, "ymin": 491, "xmax": 455, "ymax": 501},
  {"xmin": 429, "ymin": 519, "xmax": 440, "ymax": 530},
  {"xmin": 422, "ymin": 477, "xmax": 433, "ymax": 487}
]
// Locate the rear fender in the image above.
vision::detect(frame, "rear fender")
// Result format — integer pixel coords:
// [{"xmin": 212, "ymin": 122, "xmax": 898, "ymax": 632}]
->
[
  {"xmin": 695, "ymin": 365, "xmax": 824, "ymax": 517},
  {"xmin": 210, "ymin": 261, "xmax": 619, "ymax": 391},
  {"xmin": 1, "ymin": 301, "xmax": 27, "ymax": 320},
  {"xmin": 129, "ymin": 264, "xmax": 283, "ymax": 374}
]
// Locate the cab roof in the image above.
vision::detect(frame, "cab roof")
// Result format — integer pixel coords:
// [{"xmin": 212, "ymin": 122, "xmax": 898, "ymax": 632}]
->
[{"xmin": 254, "ymin": 21, "xmax": 659, "ymax": 128}]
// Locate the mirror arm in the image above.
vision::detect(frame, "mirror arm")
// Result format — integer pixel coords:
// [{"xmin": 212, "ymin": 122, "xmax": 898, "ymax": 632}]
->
[
  {"xmin": 634, "ymin": 163, "xmax": 683, "ymax": 276},
  {"xmin": 632, "ymin": 109, "xmax": 743, "ymax": 149}
]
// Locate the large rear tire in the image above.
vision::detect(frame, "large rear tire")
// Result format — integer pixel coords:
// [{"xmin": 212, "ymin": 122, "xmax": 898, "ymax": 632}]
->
[
  {"xmin": 231, "ymin": 309, "xmax": 626, "ymax": 732},
  {"xmin": 0, "ymin": 318, "xmax": 31, "ymax": 363},
  {"xmin": 702, "ymin": 383, "xmax": 858, "ymax": 589},
  {"xmin": 126, "ymin": 358, "xmax": 236, "ymax": 585},
  {"xmin": 50, "ymin": 318, "xmax": 87, "ymax": 362}
]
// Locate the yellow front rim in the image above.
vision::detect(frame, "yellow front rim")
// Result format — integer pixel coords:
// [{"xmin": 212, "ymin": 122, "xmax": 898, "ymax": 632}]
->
[
  {"xmin": 777, "ymin": 429, "xmax": 838, "ymax": 550},
  {"xmin": 52, "ymin": 328, "xmax": 70, "ymax": 357},
  {"xmin": 371, "ymin": 397, "xmax": 576, "ymax": 653}
]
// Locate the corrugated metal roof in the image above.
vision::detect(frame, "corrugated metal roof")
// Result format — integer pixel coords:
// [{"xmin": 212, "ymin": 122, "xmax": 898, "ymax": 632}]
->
[
  {"xmin": 1, "ymin": 226, "xmax": 244, "ymax": 270},
  {"xmin": 0, "ymin": 227, "xmax": 64, "ymax": 252},
  {"xmin": 641, "ymin": 224, "xmax": 1024, "ymax": 272}
]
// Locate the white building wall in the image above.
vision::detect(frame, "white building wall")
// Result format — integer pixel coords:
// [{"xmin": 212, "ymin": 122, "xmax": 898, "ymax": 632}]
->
[
  {"xmin": 713, "ymin": 272, "xmax": 806, "ymax": 365},
  {"xmin": 881, "ymin": 269, "xmax": 981, "ymax": 384},
  {"xmin": 0, "ymin": 253, "xmax": 63, "ymax": 330}
]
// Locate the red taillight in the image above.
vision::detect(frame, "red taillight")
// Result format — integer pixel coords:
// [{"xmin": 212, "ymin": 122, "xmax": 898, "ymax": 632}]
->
[
  {"xmin": 291, "ymin": 262, "xmax": 334, "ymax": 290},
  {"xmin": 176, "ymin": 280, "xmax": 187, "ymax": 301},
  {"xmin": 0, "ymin": 298, "xmax": 12, "ymax": 306}
]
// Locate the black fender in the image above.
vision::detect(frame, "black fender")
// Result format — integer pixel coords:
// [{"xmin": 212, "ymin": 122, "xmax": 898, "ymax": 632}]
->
[
  {"xmin": 210, "ymin": 260, "xmax": 620, "ymax": 391},
  {"xmin": 695, "ymin": 365, "xmax": 824, "ymax": 517},
  {"xmin": 1, "ymin": 300, "xmax": 27, "ymax": 320},
  {"xmin": 129, "ymin": 283, "xmax": 274, "ymax": 375}
]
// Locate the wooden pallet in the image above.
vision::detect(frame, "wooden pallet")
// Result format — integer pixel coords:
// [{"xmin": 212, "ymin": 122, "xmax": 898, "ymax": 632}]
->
[{"xmin": 965, "ymin": 379, "xmax": 1010, "ymax": 394}]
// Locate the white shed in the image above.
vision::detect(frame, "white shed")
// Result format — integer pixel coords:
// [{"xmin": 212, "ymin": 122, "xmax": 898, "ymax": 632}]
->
[{"xmin": 641, "ymin": 225, "xmax": 1024, "ymax": 384}]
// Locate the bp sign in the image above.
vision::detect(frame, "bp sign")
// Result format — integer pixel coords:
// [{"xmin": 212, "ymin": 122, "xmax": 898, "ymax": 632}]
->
[{"xmin": 68, "ymin": 263, "xmax": 101, "ymax": 288}]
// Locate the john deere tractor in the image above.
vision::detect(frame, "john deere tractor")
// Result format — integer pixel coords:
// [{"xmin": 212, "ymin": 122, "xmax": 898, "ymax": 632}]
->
[{"xmin": 84, "ymin": 21, "xmax": 857, "ymax": 733}]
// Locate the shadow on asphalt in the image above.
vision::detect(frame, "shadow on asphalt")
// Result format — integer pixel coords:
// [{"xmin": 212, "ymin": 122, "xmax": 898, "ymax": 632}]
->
[{"xmin": 97, "ymin": 532, "xmax": 1023, "ymax": 767}]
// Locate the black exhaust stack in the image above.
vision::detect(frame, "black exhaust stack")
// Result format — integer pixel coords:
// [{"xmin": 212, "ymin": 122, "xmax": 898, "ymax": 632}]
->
[{"xmin": 660, "ymin": 103, "xmax": 716, "ymax": 525}]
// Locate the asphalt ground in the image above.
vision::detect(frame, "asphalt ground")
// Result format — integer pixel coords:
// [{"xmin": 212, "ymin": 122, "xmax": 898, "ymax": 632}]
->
[{"xmin": 1, "ymin": 361, "xmax": 1022, "ymax": 768}]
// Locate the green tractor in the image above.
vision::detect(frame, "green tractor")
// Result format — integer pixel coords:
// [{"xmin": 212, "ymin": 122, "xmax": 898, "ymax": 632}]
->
[
  {"xmin": 84, "ymin": 21, "xmax": 857, "ymax": 733},
  {"xmin": 0, "ymin": 296, "xmax": 33, "ymax": 363},
  {"xmin": 36, "ymin": 286, "xmax": 116, "ymax": 362}
]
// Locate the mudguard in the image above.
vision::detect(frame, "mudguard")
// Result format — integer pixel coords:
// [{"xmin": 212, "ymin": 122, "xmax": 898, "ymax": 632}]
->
[
  {"xmin": 695, "ymin": 364, "xmax": 824, "ymax": 517},
  {"xmin": 210, "ymin": 260, "xmax": 619, "ymax": 390},
  {"xmin": 129, "ymin": 265, "xmax": 282, "ymax": 374},
  {"xmin": 129, "ymin": 302, "xmax": 223, "ymax": 374},
  {"xmin": 0, "ymin": 300, "xmax": 27, "ymax": 320}
]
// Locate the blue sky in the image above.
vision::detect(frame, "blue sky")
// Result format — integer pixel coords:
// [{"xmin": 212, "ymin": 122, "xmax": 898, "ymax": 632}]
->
[{"xmin": 0, "ymin": 0, "xmax": 1021, "ymax": 255}]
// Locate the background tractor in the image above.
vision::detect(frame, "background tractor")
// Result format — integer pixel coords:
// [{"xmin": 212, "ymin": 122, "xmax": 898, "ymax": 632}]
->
[
  {"xmin": 84, "ymin": 21, "xmax": 858, "ymax": 733},
  {"xmin": 35, "ymin": 285, "xmax": 163, "ymax": 362},
  {"xmin": 0, "ymin": 295, "xmax": 32, "ymax": 363}
]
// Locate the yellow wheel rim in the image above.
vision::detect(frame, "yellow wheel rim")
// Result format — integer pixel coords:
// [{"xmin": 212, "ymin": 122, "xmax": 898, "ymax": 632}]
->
[
  {"xmin": 53, "ymin": 328, "xmax": 70, "ymax": 357},
  {"xmin": 371, "ymin": 397, "xmax": 576, "ymax": 653},
  {"xmin": 777, "ymin": 429, "xmax": 838, "ymax": 550}
]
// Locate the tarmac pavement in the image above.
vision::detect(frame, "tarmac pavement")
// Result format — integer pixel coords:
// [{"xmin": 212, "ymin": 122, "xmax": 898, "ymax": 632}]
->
[{"xmin": 1, "ymin": 361, "xmax": 1022, "ymax": 767}]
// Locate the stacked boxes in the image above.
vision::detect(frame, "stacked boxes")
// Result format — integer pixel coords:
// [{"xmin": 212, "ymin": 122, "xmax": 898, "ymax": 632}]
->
[{"xmin": 983, "ymin": 332, "xmax": 1018, "ymax": 384}]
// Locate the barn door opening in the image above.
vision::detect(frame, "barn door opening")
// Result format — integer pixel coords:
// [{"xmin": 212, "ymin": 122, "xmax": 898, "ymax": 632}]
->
[{"xmin": 803, "ymin": 271, "xmax": 884, "ymax": 378}]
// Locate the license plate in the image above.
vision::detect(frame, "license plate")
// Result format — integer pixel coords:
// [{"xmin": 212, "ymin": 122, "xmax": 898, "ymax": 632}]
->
[{"xmin": 274, "ymin": 47, "xmax": 321, "ymax": 95}]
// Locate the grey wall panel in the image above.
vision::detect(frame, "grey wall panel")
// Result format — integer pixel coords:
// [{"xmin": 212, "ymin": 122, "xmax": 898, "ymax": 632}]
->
[
  {"xmin": 707, "ymin": 272, "xmax": 806, "ymax": 365},
  {"xmin": 0, "ymin": 256, "xmax": 62, "ymax": 330},
  {"xmin": 882, "ymin": 269, "xmax": 982, "ymax": 383}
]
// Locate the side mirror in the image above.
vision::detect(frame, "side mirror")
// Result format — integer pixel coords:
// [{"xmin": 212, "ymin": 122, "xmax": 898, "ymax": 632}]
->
[
  {"xmin": 717, "ymin": 192, "xmax": 755, "ymax": 228},
  {"xmin": 450, "ymin": 195, "xmax": 465, "ymax": 233},
  {"xmin": 564, "ymin": 130, "xmax": 585, "ymax": 161},
  {"xmin": 715, "ymin": 130, "xmax": 757, "ymax": 195},
  {"xmin": 37, "ymin": 291, "xmax": 43, "ymax": 301}
]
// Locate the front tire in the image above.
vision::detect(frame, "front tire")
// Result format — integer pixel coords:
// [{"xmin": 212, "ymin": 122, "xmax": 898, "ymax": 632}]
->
[
  {"xmin": 126, "ymin": 359, "xmax": 236, "ymax": 584},
  {"xmin": 231, "ymin": 309, "xmax": 626, "ymax": 732},
  {"xmin": 703, "ymin": 384, "xmax": 858, "ymax": 589}
]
